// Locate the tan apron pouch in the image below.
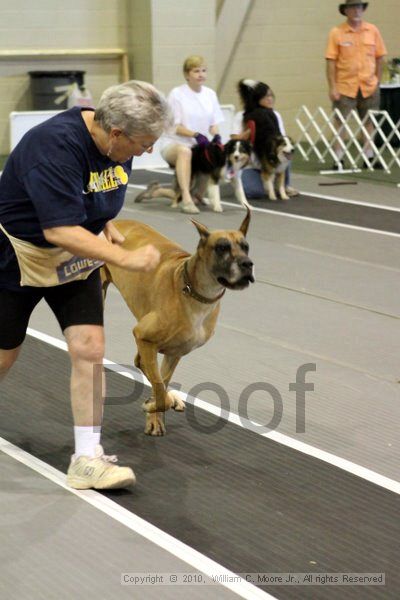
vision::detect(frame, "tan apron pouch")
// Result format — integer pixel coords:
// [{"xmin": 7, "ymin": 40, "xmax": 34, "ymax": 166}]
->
[{"xmin": 0, "ymin": 224, "xmax": 104, "ymax": 287}]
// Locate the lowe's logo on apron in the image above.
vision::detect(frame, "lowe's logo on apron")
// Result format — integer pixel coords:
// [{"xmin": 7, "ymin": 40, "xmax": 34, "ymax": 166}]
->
[{"xmin": 56, "ymin": 256, "xmax": 103, "ymax": 283}]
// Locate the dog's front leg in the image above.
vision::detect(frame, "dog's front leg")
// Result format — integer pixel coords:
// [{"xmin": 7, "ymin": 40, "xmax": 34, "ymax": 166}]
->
[
  {"xmin": 208, "ymin": 182, "xmax": 223, "ymax": 213},
  {"xmin": 134, "ymin": 336, "xmax": 169, "ymax": 436},
  {"xmin": 232, "ymin": 174, "xmax": 251, "ymax": 209},
  {"xmin": 277, "ymin": 172, "xmax": 289, "ymax": 200},
  {"xmin": 161, "ymin": 354, "xmax": 185, "ymax": 412},
  {"xmin": 262, "ymin": 174, "xmax": 277, "ymax": 201}
]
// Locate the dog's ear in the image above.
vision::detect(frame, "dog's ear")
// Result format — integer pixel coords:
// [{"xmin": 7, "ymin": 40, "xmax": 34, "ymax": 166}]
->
[
  {"xmin": 191, "ymin": 219, "xmax": 210, "ymax": 241},
  {"xmin": 239, "ymin": 207, "xmax": 251, "ymax": 237}
]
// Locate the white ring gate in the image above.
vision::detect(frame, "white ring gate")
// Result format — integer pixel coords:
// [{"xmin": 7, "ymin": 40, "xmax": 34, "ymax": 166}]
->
[{"xmin": 295, "ymin": 106, "xmax": 400, "ymax": 181}]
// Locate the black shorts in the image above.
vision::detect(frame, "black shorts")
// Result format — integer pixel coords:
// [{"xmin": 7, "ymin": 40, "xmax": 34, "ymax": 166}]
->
[{"xmin": 0, "ymin": 270, "xmax": 104, "ymax": 350}]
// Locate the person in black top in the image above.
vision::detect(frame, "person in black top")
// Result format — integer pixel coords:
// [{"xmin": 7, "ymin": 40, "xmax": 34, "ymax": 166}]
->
[
  {"xmin": 0, "ymin": 80, "xmax": 170, "ymax": 490},
  {"xmin": 233, "ymin": 80, "xmax": 298, "ymax": 197},
  {"xmin": 237, "ymin": 78, "xmax": 280, "ymax": 161}
]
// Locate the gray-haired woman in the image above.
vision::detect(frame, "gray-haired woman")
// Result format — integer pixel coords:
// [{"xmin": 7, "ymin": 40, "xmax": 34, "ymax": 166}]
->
[{"xmin": 0, "ymin": 80, "xmax": 170, "ymax": 490}]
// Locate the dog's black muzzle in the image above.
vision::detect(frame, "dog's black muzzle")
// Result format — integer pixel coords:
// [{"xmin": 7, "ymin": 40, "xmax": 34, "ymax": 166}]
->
[{"xmin": 217, "ymin": 256, "xmax": 255, "ymax": 290}]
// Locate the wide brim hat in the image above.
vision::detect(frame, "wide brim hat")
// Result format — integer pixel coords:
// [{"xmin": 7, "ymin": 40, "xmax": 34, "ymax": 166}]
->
[{"xmin": 339, "ymin": 1, "xmax": 368, "ymax": 15}]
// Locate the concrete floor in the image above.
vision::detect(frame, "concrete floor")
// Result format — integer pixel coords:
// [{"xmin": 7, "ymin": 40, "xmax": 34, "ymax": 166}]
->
[
  {"xmin": 2, "ymin": 169, "xmax": 399, "ymax": 600},
  {"xmin": 27, "ymin": 172, "xmax": 400, "ymax": 479}
]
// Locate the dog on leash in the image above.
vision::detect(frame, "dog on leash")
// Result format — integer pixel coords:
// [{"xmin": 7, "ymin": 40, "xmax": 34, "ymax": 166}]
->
[
  {"xmin": 135, "ymin": 138, "xmax": 252, "ymax": 212},
  {"xmin": 101, "ymin": 209, "xmax": 254, "ymax": 436},
  {"xmin": 257, "ymin": 134, "xmax": 295, "ymax": 201},
  {"xmin": 134, "ymin": 140, "xmax": 225, "ymax": 212},
  {"xmin": 215, "ymin": 139, "xmax": 252, "ymax": 210},
  {"xmin": 233, "ymin": 105, "xmax": 295, "ymax": 200}
]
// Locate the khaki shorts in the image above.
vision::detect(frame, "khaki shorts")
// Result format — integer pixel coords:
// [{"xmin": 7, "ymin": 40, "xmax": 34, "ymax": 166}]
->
[
  {"xmin": 333, "ymin": 87, "xmax": 380, "ymax": 121},
  {"xmin": 160, "ymin": 143, "xmax": 178, "ymax": 167},
  {"xmin": 160, "ymin": 142, "xmax": 194, "ymax": 168}
]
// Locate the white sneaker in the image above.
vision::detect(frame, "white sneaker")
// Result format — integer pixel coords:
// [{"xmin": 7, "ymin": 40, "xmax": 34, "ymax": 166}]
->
[
  {"xmin": 66, "ymin": 445, "xmax": 136, "ymax": 490},
  {"xmin": 181, "ymin": 202, "xmax": 200, "ymax": 214},
  {"xmin": 285, "ymin": 186, "xmax": 299, "ymax": 197}
]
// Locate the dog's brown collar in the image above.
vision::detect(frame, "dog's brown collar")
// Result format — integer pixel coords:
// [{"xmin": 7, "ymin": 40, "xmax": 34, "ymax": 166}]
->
[{"xmin": 182, "ymin": 260, "xmax": 225, "ymax": 304}]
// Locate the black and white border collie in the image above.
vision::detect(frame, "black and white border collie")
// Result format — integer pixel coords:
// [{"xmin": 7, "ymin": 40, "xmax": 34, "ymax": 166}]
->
[
  {"xmin": 259, "ymin": 134, "xmax": 295, "ymax": 201},
  {"xmin": 209, "ymin": 139, "xmax": 252, "ymax": 211},
  {"xmin": 135, "ymin": 139, "xmax": 252, "ymax": 212}
]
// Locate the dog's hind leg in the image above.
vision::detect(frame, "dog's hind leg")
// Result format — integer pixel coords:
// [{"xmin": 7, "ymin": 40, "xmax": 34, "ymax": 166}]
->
[
  {"xmin": 262, "ymin": 174, "xmax": 277, "ymax": 201},
  {"xmin": 191, "ymin": 174, "xmax": 210, "ymax": 206},
  {"xmin": 277, "ymin": 172, "xmax": 289, "ymax": 200}
]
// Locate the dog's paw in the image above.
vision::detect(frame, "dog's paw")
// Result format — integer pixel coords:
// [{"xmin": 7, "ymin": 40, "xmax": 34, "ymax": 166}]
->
[
  {"xmin": 142, "ymin": 398, "xmax": 157, "ymax": 413},
  {"xmin": 212, "ymin": 205, "xmax": 223, "ymax": 213},
  {"xmin": 168, "ymin": 390, "xmax": 185, "ymax": 412},
  {"xmin": 144, "ymin": 413, "xmax": 166, "ymax": 436}
]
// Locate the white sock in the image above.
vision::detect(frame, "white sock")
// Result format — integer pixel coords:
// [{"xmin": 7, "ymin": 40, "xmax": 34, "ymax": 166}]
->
[
  {"xmin": 74, "ymin": 426, "xmax": 101, "ymax": 458},
  {"xmin": 335, "ymin": 150, "xmax": 344, "ymax": 161}
]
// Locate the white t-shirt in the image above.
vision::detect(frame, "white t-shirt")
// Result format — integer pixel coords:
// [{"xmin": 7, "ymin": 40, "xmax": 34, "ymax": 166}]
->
[
  {"xmin": 161, "ymin": 84, "xmax": 224, "ymax": 148},
  {"xmin": 232, "ymin": 110, "xmax": 286, "ymax": 136}
]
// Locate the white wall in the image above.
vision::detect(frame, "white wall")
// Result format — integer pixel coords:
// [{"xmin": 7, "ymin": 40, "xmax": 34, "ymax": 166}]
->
[
  {"xmin": 151, "ymin": 0, "xmax": 217, "ymax": 94},
  {"xmin": 218, "ymin": 0, "xmax": 400, "ymax": 138},
  {"xmin": 0, "ymin": 0, "xmax": 399, "ymax": 153},
  {"xmin": 0, "ymin": 0, "xmax": 127, "ymax": 153}
]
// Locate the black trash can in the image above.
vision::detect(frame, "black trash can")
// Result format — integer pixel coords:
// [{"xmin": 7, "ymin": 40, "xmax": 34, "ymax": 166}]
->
[
  {"xmin": 28, "ymin": 70, "xmax": 86, "ymax": 110},
  {"xmin": 378, "ymin": 85, "xmax": 400, "ymax": 147}
]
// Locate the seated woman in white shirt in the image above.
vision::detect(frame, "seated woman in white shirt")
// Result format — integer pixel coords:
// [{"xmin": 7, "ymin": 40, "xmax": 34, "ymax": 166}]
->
[
  {"xmin": 154, "ymin": 55, "xmax": 224, "ymax": 214},
  {"xmin": 232, "ymin": 83, "xmax": 299, "ymax": 198}
]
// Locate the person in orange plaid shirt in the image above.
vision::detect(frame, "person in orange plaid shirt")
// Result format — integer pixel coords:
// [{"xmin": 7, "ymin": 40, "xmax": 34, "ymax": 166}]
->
[{"xmin": 325, "ymin": 0, "xmax": 387, "ymax": 169}]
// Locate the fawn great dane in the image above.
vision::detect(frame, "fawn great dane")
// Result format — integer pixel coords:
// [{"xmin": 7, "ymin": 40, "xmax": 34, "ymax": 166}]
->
[{"xmin": 101, "ymin": 209, "xmax": 254, "ymax": 435}]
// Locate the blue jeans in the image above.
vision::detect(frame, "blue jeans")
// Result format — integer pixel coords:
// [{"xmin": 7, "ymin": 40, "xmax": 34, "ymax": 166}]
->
[{"xmin": 285, "ymin": 163, "xmax": 291, "ymax": 187}]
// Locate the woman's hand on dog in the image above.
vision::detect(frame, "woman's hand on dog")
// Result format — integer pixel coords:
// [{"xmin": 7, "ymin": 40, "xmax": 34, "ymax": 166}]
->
[
  {"xmin": 105, "ymin": 221, "xmax": 161, "ymax": 274},
  {"xmin": 194, "ymin": 132, "xmax": 209, "ymax": 147},
  {"xmin": 121, "ymin": 244, "xmax": 161, "ymax": 273}
]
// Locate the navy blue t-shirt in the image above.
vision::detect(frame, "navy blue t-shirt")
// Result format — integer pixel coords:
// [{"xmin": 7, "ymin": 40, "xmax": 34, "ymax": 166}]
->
[{"xmin": 0, "ymin": 107, "xmax": 131, "ymax": 290}]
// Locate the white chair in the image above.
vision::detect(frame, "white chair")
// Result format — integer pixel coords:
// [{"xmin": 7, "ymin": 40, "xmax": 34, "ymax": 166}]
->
[
  {"xmin": 9, "ymin": 110, "xmax": 61, "ymax": 151},
  {"xmin": 130, "ymin": 137, "xmax": 169, "ymax": 170},
  {"xmin": 219, "ymin": 104, "xmax": 236, "ymax": 142}
]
